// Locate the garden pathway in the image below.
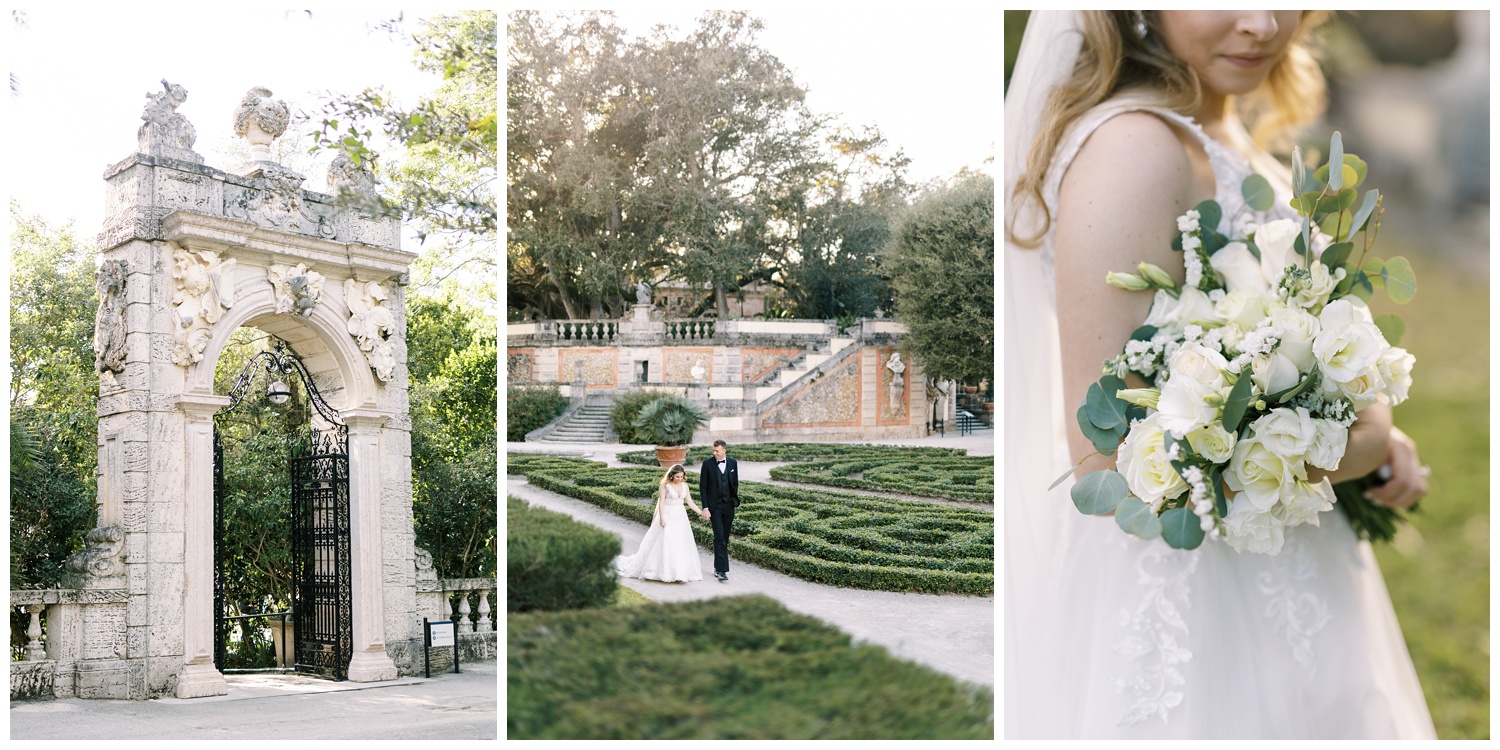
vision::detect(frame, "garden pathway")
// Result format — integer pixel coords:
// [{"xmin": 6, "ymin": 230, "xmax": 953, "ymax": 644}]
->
[{"xmin": 506, "ymin": 431, "xmax": 995, "ymax": 689}]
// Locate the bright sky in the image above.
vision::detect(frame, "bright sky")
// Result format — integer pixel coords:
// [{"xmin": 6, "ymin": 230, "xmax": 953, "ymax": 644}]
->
[
  {"xmin": 609, "ymin": 7, "xmax": 999, "ymax": 185},
  {"xmin": 3, "ymin": 8, "xmax": 445, "ymax": 236}
]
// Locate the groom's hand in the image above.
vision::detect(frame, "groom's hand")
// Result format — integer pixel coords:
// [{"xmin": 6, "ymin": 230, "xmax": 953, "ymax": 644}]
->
[{"xmin": 700, "ymin": 509, "xmax": 710, "ymax": 520}]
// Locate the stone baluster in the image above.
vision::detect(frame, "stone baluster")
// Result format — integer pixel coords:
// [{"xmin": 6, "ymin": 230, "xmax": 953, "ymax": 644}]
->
[
  {"xmin": 454, "ymin": 590, "xmax": 474, "ymax": 634},
  {"xmin": 475, "ymin": 588, "xmax": 492, "ymax": 633},
  {"xmin": 23, "ymin": 604, "xmax": 46, "ymax": 661}
]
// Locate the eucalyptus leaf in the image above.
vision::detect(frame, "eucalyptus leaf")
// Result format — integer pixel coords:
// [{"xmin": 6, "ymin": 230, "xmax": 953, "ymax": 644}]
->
[
  {"xmin": 1115, "ymin": 496, "xmax": 1163, "ymax": 539},
  {"xmin": 1071, "ymin": 470, "xmax": 1128, "ymax": 515},
  {"xmin": 1211, "ymin": 466, "xmax": 1227, "ymax": 518},
  {"xmin": 1350, "ymin": 270, "xmax": 1375, "ymax": 302},
  {"xmin": 1291, "ymin": 191, "xmax": 1320, "ymax": 216},
  {"xmin": 1047, "ymin": 464, "xmax": 1078, "ymax": 492},
  {"xmin": 1160, "ymin": 506, "xmax": 1207, "ymax": 550},
  {"xmin": 1270, "ymin": 371, "xmax": 1318, "ymax": 404},
  {"xmin": 1292, "ymin": 145, "xmax": 1307, "ymax": 194},
  {"xmin": 1327, "ymin": 131, "xmax": 1344, "ymax": 191},
  {"xmin": 1350, "ymin": 189, "xmax": 1380, "ymax": 235},
  {"xmin": 1077, "ymin": 405, "xmax": 1123, "ymax": 456},
  {"xmin": 1221, "ymin": 366, "xmax": 1254, "ymax": 431},
  {"xmin": 1194, "ymin": 200, "xmax": 1222, "ymax": 236},
  {"xmin": 1318, "ymin": 209, "xmax": 1354, "ymax": 242},
  {"xmin": 1315, "ymin": 188, "xmax": 1357, "ymax": 214},
  {"xmin": 1320, "ymin": 241, "xmax": 1353, "ymax": 269},
  {"xmin": 1241, "ymin": 173, "xmax": 1274, "ymax": 212},
  {"xmin": 1130, "ymin": 325, "xmax": 1158, "ymax": 342},
  {"xmin": 1374, "ymin": 314, "xmax": 1406, "ymax": 346},
  {"xmin": 1382, "ymin": 256, "xmax": 1417, "ymax": 304}
]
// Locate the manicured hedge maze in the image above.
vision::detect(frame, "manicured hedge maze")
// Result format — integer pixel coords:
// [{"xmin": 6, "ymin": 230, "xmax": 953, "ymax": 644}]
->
[
  {"xmin": 507, "ymin": 496, "xmax": 620, "ymax": 613},
  {"xmin": 509, "ymin": 454, "xmax": 993, "ymax": 596},
  {"xmin": 508, "ymin": 594, "xmax": 994, "ymax": 739},
  {"xmin": 616, "ymin": 443, "xmax": 994, "ymax": 503}
]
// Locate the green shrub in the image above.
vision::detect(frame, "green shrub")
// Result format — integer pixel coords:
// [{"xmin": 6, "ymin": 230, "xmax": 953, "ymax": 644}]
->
[
  {"xmin": 507, "ymin": 385, "xmax": 569, "ymax": 442},
  {"xmin": 507, "ymin": 496, "xmax": 620, "ymax": 612},
  {"xmin": 609, "ymin": 389, "xmax": 670, "ymax": 445},
  {"xmin": 508, "ymin": 595, "xmax": 994, "ymax": 739}
]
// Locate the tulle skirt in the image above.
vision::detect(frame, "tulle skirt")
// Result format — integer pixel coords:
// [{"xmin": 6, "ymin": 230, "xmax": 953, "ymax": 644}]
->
[{"xmin": 616, "ymin": 503, "xmax": 702, "ymax": 583}]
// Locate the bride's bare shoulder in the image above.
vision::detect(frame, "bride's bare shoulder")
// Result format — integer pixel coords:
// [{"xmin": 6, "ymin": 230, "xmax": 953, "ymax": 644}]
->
[{"xmin": 1061, "ymin": 110, "xmax": 1196, "ymax": 199}]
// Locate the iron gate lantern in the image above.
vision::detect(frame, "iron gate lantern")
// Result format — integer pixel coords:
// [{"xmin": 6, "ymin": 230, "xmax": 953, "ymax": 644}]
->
[{"xmin": 213, "ymin": 347, "xmax": 352, "ymax": 680}]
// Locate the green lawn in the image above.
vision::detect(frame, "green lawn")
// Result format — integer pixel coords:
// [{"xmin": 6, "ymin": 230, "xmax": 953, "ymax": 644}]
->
[{"xmin": 1367, "ymin": 250, "xmax": 1489, "ymax": 739}]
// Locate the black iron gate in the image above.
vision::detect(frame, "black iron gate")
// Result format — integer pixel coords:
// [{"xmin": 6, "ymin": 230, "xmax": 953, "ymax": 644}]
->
[{"xmin": 213, "ymin": 348, "xmax": 351, "ymax": 680}]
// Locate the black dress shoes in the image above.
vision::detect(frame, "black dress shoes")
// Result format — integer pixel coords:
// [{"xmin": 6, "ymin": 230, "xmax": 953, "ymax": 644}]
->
[{"xmin": 715, "ymin": 571, "xmax": 727, "ymax": 582}]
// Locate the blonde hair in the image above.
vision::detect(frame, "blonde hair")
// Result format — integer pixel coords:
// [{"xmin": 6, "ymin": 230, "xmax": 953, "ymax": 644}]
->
[
  {"xmin": 659, "ymin": 464, "xmax": 685, "ymax": 492},
  {"xmin": 1008, "ymin": 10, "xmax": 1330, "ymax": 248}
]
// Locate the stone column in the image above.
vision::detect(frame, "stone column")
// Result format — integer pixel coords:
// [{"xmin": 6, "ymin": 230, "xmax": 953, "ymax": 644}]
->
[
  {"xmin": 173, "ymin": 394, "xmax": 229, "ymax": 698},
  {"xmin": 343, "ymin": 411, "xmax": 399, "ymax": 682}
]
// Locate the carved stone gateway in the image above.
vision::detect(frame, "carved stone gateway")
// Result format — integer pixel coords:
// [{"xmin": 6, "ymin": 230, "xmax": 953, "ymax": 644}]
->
[{"xmin": 88, "ymin": 81, "xmax": 420, "ymax": 699}]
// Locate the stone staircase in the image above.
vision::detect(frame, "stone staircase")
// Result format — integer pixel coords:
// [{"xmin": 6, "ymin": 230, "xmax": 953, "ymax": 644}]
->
[
  {"xmin": 754, "ymin": 336, "xmax": 856, "ymax": 403},
  {"xmin": 537, "ymin": 403, "xmax": 612, "ymax": 443}
]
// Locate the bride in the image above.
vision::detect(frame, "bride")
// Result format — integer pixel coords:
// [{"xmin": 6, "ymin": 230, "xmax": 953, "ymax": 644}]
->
[
  {"xmin": 617, "ymin": 464, "xmax": 709, "ymax": 582},
  {"xmin": 1005, "ymin": 11, "xmax": 1435, "ymax": 739}
]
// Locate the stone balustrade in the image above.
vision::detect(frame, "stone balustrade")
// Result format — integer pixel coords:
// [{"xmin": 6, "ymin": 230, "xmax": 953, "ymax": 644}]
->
[{"xmin": 11, "ymin": 588, "xmax": 135, "ymax": 700}]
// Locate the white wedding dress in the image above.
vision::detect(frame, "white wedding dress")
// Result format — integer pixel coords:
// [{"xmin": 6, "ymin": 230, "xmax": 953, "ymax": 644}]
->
[
  {"xmin": 616, "ymin": 483, "xmax": 703, "ymax": 582},
  {"xmin": 1004, "ymin": 12, "xmax": 1436, "ymax": 740}
]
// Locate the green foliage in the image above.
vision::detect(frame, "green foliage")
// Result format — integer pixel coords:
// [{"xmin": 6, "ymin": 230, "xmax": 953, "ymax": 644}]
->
[
  {"xmin": 615, "ymin": 442, "xmax": 964, "ymax": 466},
  {"xmin": 10, "ymin": 409, "xmax": 96, "ymax": 590},
  {"xmin": 631, "ymin": 395, "xmax": 708, "ymax": 447},
  {"xmin": 513, "ymin": 456, "xmax": 992, "ymax": 595},
  {"xmin": 1070, "ymin": 470, "xmax": 1126, "ymax": 516},
  {"xmin": 880, "ymin": 173, "xmax": 994, "ymax": 385},
  {"xmin": 507, "ymin": 496, "xmax": 619, "ymax": 612},
  {"xmin": 768, "ymin": 456, "xmax": 994, "ymax": 503},
  {"xmin": 508, "ymin": 595, "xmax": 994, "ymax": 739},
  {"xmin": 217, "ymin": 425, "xmax": 298, "ymax": 611},
  {"xmin": 609, "ymin": 389, "xmax": 671, "ymax": 446},
  {"xmin": 507, "ymin": 385, "xmax": 569, "ymax": 442}
]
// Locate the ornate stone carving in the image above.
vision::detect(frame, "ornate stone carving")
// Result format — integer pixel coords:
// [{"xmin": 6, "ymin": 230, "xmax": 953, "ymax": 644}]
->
[
  {"xmin": 62, "ymin": 525, "xmax": 127, "ymax": 587},
  {"xmin": 327, "ymin": 153, "xmax": 377, "ymax": 198},
  {"xmin": 635, "ymin": 279, "xmax": 652, "ymax": 305},
  {"xmin": 233, "ymin": 86, "xmax": 290, "ymax": 163},
  {"xmin": 171, "ymin": 246, "xmax": 236, "ymax": 366},
  {"xmin": 345, "ymin": 279, "xmax": 397, "ymax": 382},
  {"xmin": 268, "ymin": 262, "xmax": 325, "ymax": 317},
  {"xmin": 138, "ymin": 80, "xmax": 200, "ymax": 160},
  {"xmin": 94, "ymin": 260, "xmax": 130, "ymax": 376},
  {"xmin": 414, "ymin": 546, "xmax": 439, "ymax": 589}
]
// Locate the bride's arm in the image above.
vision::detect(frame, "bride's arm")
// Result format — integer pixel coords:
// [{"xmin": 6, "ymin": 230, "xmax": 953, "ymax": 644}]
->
[
  {"xmin": 657, "ymin": 486, "xmax": 667, "ymax": 527},
  {"xmin": 1055, "ymin": 112, "xmax": 1209, "ymax": 477}
]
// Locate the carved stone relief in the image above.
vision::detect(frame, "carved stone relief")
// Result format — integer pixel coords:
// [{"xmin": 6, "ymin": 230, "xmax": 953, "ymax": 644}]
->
[
  {"xmin": 94, "ymin": 259, "xmax": 129, "ymax": 376},
  {"xmin": 327, "ymin": 153, "xmax": 377, "ymax": 199},
  {"xmin": 267, "ymin": 262, "xmax": 325, "ymax": 317},
  {"xmin": 170, "ymin": 246, "xmax": 236, "ymax": 366},
  {"xmin": 233, "ymin": 86, "xmax": 290, "ymax": 163},
  {"xmin": 62, "ymin": 525, "xmax": 126, "ymax": 588},
  {"xmin": 346, "ymin": 279, "xmax": 397, "ymax": 382},
  {"xmin": 507, "ymin": 350, "xmax": 534, "ymax": 383},
  {"xmin": 138, "ymin": 80, "xmax": 200, "ymax": 162}
]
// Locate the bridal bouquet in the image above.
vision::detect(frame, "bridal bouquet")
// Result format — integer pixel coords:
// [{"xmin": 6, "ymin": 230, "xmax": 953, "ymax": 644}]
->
[{"xmin": 1066, "ymin": 132, "xmax": 1418, "ymax": 554}]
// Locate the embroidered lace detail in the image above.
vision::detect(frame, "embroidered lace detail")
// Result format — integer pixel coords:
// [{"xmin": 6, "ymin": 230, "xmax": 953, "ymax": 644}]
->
[
  {"xmin": 1256, "ymin": 532, "xmax": 1332, "ymax": 678},
  {"xmin": 1113, "ymin": 544, "xmax": 1199, "ymax": 727}
]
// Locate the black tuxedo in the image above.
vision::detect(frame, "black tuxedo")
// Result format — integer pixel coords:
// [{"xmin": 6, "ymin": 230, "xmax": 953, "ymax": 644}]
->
[{"xmin": 699, "ymin": 456, "xmax": 740, "ymax": 573}]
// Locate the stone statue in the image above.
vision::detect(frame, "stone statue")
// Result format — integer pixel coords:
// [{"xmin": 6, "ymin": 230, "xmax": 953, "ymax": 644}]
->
[
  {"xmin": 345, "ymin": 279, "xmax": 397, "ymax": 382},
  {"xmin": 635, "ymin": 279, "xmax": 652, "ymax": 305},
  {"xmin": 268, "ymin": 262, "xmax": 325, "ymax": 317},
  {"xmin": 233, "ymin": 86, "xmax": 290, "ymax": 163},
  {"xmin": 885, "ymin": 352, "xmax": 907, "ymax": 413},
  {"xmin": 171, "ymin": 246, "xmax": 236, "ymax": 366},
  {"xmin": 62, "ymin": 525, "xmax": 126, "ymax": 588},
  {"xmin": 94, "ymin": 259, "xmax": 130, "ymax": 376},
  {"xmin": 413, "ymin": 546, "xmax": 439, "ymax": 590},
  {"xmin": 691, "ymin": 359, "xmax": 707, "ymax": 383},
  {"xmin": 139, "ymin": 79, "xmax": 199, "ymax": 157},
  {"xmin": 327, "ymin": 153, "xmax": 378, "ymax": 199}
]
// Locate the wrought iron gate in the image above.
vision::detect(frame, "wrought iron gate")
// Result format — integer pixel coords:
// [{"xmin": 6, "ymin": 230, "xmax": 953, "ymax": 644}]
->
[{"xmin": 213, "ymin": 348, "xmax": 351, "ymax": 680}]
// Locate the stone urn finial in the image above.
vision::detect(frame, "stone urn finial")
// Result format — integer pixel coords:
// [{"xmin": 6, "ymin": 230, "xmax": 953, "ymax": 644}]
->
[{"xmin": 234, "ymin": 86, "xmax": 290, "ymax": 163}]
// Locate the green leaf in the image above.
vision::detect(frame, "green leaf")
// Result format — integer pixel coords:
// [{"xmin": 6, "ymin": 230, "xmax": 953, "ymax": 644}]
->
[
  {"xmin": 1374, "ymin": 314, "xmax": 1406, "ymax": 346},
  {"xmin": 1315, "ymin": 188, "xmax": 1357, "ymax": 214},
  {"xmin": 1047, "ymin": 464, "xmax": 1077, "ymax": 492},
  {"xmin": 1318, "ymin": 209, "xmax": 1354, "ymax": 242},
  {"xmin": 1320, "ymin": 241, "xmax": 1353, "ymax": 269},
  {"xmin": 1270, "ymin": 371, "xmax": 1318, "ymax": 404},
  {"xmin": 1077, "ymin": 405, "xmax": 1123, "ymax": 456},
  {"xmin": 1241, "ymin": 174, "xmax": 1274, "ymax": 212},
  {"xmin": 1292, "ymin": 145, "xmax": 1307, "ymax": 194},
  {"xmin": 1382, "ymin": 257, "xmax": 1417, "ymax": 304},
  {"xmin": 1221, "ymin": 366, "xmax": 1254, "ymax": 431},
  {"xmin": 1130, "ymin": 325, "xmax": 1158, "ymax": 342},
  {"xmin": 1115, "ymin": 496, "xmax": 1163, "ymax": 539},
  {"xmin": 1160, "ymin": 506, "xmax": 1206, "ymax": 550},
  {"xmin": 1327, "ymin": 131, "xmax": 1344, "ymax": 190},
  {"xmin": 1291, "ymin": 191, "xmax": 1320, "ymax": 216},
  {"xmin": 1350, "ymin": 189, "xmax": 1380, "ymax": 235},
  {"xmin": 1211, "ymin": 466, "xmax": 1227, "ymax": 518},
  {"xmin": 1071, "ymin": 470, "xmax": 1128, "ymax": 515},
  {"xmin": 1086, "ymin": 377, "xmax": 1129, "ymax": 430},
  {"xmin": 1193, "ymin": 200, "xmax": 1222, "ymax": 236},
  {"xmin": 1349, "ymin": 270, "xmax": 1375, "ymax": 302},
  {"xmin": 1313, "ymin": 154, "xmax": 1367, "ymax": 189}
]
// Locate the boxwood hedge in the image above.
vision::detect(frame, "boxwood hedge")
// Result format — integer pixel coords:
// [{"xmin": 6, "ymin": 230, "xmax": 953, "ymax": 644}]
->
[
  {"xmin": 508, "ymin": 495, "xmax": 620, "ymax": 612},
  {"xmin": 510, "ymin": 454, "xmax": 992, "ymax": 596}
]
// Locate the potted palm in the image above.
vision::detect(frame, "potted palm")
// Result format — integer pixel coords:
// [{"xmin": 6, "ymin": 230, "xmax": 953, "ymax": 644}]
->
[{"xmin": 632, "ymin": 394, "xmax": 708, "ymax": 467}]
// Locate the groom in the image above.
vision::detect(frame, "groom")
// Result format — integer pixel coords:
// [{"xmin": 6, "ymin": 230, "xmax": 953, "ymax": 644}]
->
[{"xmin": 698, "ymin": 439, "xmax": 739, "ymax": 582}]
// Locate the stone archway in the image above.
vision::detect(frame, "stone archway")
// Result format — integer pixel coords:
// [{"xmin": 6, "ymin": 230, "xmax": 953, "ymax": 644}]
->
[{"xmin": 84, "ymin": 82, "xmax": 420, "ymax": 698}]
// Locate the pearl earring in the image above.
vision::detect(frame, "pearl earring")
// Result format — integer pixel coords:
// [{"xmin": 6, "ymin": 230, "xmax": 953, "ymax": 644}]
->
[{"xmin": 1134, "ymin": 10, "xmax": 1148, "ymax": 40}]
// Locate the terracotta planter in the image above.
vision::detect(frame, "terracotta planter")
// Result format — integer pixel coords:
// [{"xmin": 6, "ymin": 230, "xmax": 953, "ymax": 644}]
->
[
  {"xmin": 964, "ymin": 385, "xmax": 979, "ymax": 394},
  {"xmin": 655, "ymin": 445, "xmax": 690, "ymax": 468},
  {"xmin": 983, "ymin": 402, "xmax": 995, "ymax": 412}
]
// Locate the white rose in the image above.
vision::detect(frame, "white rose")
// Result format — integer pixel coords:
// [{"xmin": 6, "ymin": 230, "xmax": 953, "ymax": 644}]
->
[
  {"xmin": 1222, "ymin": 497, "xmax": 1287, "ymax": 555},
  {"xmin": 1187, "ymin": 422, "xmax": 1237, "ymax": 463},
  {"xmin": 1268, "ymin": 306, "xmax": 1319, "ymax": 371},
  {"xmin": 1376, "ymin": 347, "xmax": 1416, "ymax": 406},
  {"xmin": 1116, "ymin": 413, "xmax": 1190, "ymax": 508},
  {"xmin": 1288, "ymin": 261, "xmax": 1342, "ymax": 312},
  {"xmin": 1168, "ymin": 341, "xmax": 1230, "ymax": 386},
  {"xmin": 1224, "ymin": 435, "xmax": 1303, "ymax": 512},
  {"xmin": 1307, "ymin": 419, "xmax": 1349, "ymax": 471},
  {"xmin": 1335, "ymin": 366, "xmax": 1387, "ymax": 410},
  {"xmin": 1314, "ymin": 300, "xmax": 1387, "ymax": 383},
  {"xmin": 1214, "ymin": 289, "xmax": 1270, "ymax": 333},
  {"xmin": 1275, "ymin": 478, "xmax": 1335, "ymax": 527},
  {"xmin": 1249, "ymin": 407, "xmax": 1317, "ymax": 461},
  {"xmin": 1255, "ymin": 219, "xmax": 1302, "ymax": 283},
  {"xmin": 1158, "ymin": 375, "xmax": 1222, "ymax": 439},
  {"xmin": 1145, "ymin": 286, "xmax": 1219, "ymax": 335},
  {"xmin": 1250, "ymin": 351, "xmax": 1302, "ymax": 397},
  {"xmin": 1209, "ymin": 241, "xmax": 1269, "ymax": 294}
]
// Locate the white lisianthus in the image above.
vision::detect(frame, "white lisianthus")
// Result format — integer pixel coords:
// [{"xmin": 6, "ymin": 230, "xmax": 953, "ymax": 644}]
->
[
  {"xmin": 1209, "ymin": 242, "xmax": 1268, "ymax": 294},
  {"xmin": 1268, "ymin": 306, "xmax": 1320, "ymax": 371},
  {"xmin": 1249, "ymin": 407, "xmax": 1317, "ymax": 462},
  {"xmin": 1222, "ymin": 497, "xmax": 1287, "ymax": 555},
  {"xmin": 1254, "ymin": 219, "xmax": 1302, "ymax": 284},
  {"xmin": 1157, "ymin": 375, "xmax": 1222, "ymax": 439},
  {"xmin": 1224, "ymin": 434, "xmax": 1304, "ymax": 512},
  {"xmin": 1250, "ymin": 351, "xmax": 1302, "ymax": 397},
  {"xmin": 1116, "ymin": 413, "xmax": 1190, "ymax": 508},
  {"xmin": 1144, "ymin": 286, "xmax": 1218, "ymax": 335},
  {"xmin": 1376, "ymin": 347, "xmax": 1416, "ymax": 406},
  {"xmin": 1168, "ymin": 341, "xmax": 1231, "ymax": 386},
  {"xmin": 1314, "ymin": 300, "xmax": 1387, "ymax": 383},
  {"xmin": 1307, "ymin": 419, "xmax": 1349, "ymax": 471},
  {"xmin": 1187, "ymin": 422, "xmax": 1237, "ymax": 463},
  {"xmin": 1275, "ymin": 477, "xmax": 1336, "ymax": 527}
]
